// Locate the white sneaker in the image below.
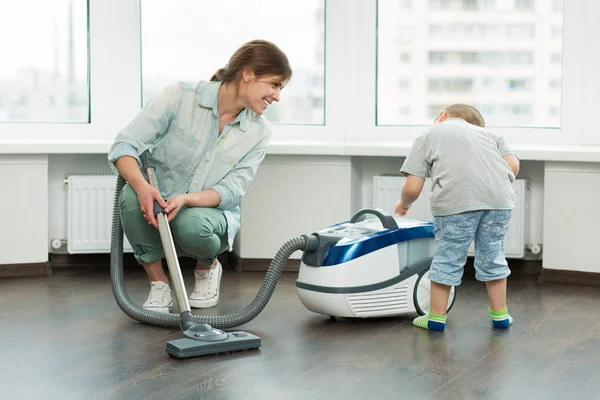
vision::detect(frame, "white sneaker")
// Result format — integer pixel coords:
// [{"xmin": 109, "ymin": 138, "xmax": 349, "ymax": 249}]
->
[
  {"xmin": 189, "ymin": 260, "xmax": 222, "ymax": 308},
  {"xmin": 143, "ymin": 281, "xmax": 173, "ymax": 314}
]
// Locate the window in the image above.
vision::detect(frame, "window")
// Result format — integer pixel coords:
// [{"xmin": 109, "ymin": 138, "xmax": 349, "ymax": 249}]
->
[
  {"xmin": 553, "ymin": 0, "xmax": 563, "ymax": 11},
  {"xmin": 398, "ymin": 106, "xmax": 411, "ymax": 116},
  {"xmin": 140, "ymin": 0, "xmax": 325, "ymax": 125},
  {"xmin": 507, "ymin": 79, "xmax": 530, "ymax": 90},
  {"xmin": 428, "ymin": 78, "xmax": 473, "ymax": 92},
  {"xmin": 377, "ymin": 0, "xmax": 563, "ymax": 127},
  {"xmin": 0, "ymin": 0, "xmax": 89, "ymax": 123},
  {"xmin": 399, "ymin": 52, "xmax": 411, "ymax": 62},
  {"xmin": 398, "ymin": 79, "xmax": 411, "ymax": 89}
]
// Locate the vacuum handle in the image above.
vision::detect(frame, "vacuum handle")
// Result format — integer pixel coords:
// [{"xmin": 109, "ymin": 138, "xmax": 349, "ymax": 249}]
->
[
  {"xmin": 140, "ymin": 150, "xmax": 165, "ymax": 217},
  {"xmin": 140, "ymin": 149, "xmax": 157, "ymax": 172},
  {"xmin": 350, "ymin": 208, "xmax": 398, "ymax": 229},
  {"xmin": 138, "ymin": 150, "xmax": 194, "ymax": 317}
]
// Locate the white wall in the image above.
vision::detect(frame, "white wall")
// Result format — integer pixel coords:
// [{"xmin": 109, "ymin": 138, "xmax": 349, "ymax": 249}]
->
[
  {"xmin": 237, "ymin": 155, "xmax": 359, "ymax": 259},
  {"xmin": 543, "ymin": 162, "xmax": 600, "ymax": 273},
  {"xmin": 0, "ymin": 155, "xmax": 48, "ymax": 265}
]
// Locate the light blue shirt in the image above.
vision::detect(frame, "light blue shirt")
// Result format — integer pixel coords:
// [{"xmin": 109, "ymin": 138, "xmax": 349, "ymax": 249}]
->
[{"xmin": 108, "ymin": 80, "xmax": 272, "ymax": 250}]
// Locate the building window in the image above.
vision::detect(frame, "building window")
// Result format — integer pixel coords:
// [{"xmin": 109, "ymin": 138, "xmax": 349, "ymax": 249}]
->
[
  {"xmin": 553, "ymin": 0, "xmax": 563, "ymax": 11},
  {"xmin": 398, "ymin": 106, "xmax": 411, "ymax": 116},
  {"xmin": 428, "ymin": 78, "xmax": 474, "ymax": 92},
  {"xmin": 398, "ymin": 79, "xmax": 411, "ymax": 89}
]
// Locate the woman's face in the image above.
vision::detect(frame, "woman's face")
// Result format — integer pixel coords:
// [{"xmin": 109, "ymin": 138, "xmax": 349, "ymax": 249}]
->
[{"xmin": 244, "ymin": 72, "xmax": 286, "ymax": 115}]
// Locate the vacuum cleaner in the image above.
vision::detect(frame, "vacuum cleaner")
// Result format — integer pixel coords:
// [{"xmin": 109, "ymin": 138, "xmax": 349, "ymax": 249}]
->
[
  {"xmin": 110, "ymin": 152, "xmax": 455, "ymax": 359},
  {"xmin": 296, "ymin": 209, "xmax": 455, "ymax": 319}
]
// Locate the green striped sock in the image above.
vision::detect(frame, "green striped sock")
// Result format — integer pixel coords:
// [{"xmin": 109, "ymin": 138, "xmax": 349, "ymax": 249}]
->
[
  {"xmin": 413, "ymin": 312, "xmax": 446, "ymax": 331},
  {"xmin": 489, "ymin": 307, "xmax": 513, "ymax": 329}
]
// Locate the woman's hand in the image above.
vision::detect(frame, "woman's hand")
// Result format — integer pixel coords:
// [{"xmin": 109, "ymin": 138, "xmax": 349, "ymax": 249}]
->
[
  {"xmin": 164, "ymin": 194, "xmax": 189, "ymax": 222},
  {"xmin": 136, "ymin": 183, "xmax": 168, "ymax": 229}
]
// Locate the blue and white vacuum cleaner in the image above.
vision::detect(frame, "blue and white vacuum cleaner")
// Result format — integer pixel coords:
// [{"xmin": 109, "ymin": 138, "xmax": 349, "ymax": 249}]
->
[{"xmin": 296, "ymin": 209, "xmax": 456, "ymax": 319}]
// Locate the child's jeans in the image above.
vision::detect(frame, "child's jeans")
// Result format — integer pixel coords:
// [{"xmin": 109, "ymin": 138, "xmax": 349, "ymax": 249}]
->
[{"xmin": 429, "ymin": 210, "xmax": 512, "ymax": 286}]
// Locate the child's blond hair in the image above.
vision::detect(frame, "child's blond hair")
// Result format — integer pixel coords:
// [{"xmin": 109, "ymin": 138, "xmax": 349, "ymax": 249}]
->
[{"xmin": 444, "ymin": 104, "xmax": 485, "ymax": 128}]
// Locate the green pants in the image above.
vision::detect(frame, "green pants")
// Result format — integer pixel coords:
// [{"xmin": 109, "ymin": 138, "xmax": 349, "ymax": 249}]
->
[{"xmin": 119, "ymin": 184, "xmax": 229, "ymax": 266}]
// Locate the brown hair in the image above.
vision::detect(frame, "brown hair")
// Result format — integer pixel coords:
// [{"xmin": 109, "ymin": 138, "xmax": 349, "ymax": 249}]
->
[
  {"xmin": 444, "ymin": 104, "xmax": 485, "ymax": 128},
  {"xmin": 210, "ymin": 40, "xmax": 292, "ymax": 84}
]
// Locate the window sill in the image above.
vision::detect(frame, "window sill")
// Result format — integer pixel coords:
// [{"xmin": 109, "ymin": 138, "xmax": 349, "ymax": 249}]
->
[{"xmin": 1, "ymin": 139, "xmax": 600, "ymax": 163}]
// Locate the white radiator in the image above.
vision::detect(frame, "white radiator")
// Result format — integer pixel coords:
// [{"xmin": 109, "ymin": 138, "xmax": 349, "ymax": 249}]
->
[
  {"xmin": 373, "ymin": 175, "xmax": 529, "ymax": 258},
  {"xmin": 66, "ymin": 174, "xmax": 133, "ymax": 254}
]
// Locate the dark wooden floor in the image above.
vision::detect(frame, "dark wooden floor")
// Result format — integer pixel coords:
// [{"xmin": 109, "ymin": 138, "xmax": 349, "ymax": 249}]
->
[{"xmin": 2, "ymin": 261, "xmax": 600, "ymax": 400}]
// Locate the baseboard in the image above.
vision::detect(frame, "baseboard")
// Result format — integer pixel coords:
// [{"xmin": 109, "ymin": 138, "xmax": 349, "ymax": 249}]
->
[
  {"xmin": 0, "ymin": 262, "xmax": 53, "ymax": 278},
  {"xmin": 539, "ymin": 269, "xmax": 600, "ymax": 287},
  {"xmin": 228, "ymin": 253, "xmax": 301, "ymax": 272},
  {"xmin": 4, "ymin": 254, "xmax": 598, "ymax": 287},
  {"xmin": 49, "ymin": 252, "xmax": 233, "ymax": 270}
]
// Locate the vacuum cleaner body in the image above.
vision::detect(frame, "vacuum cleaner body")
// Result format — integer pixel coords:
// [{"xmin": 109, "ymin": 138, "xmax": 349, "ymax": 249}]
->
[{"xmin": 296, "ymin": 210, "xmax": 455, "ymax": 319}]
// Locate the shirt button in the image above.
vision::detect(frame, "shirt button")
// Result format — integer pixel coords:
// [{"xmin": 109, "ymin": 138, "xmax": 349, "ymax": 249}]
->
[
  {"xmin": 206, "ymin": 155, "xmax": 210, "ymax": 161},
  {"xmin": 182, "ymin": 136, "xmax": 187, "ymax": 140},
  {"xmin": 194, "ymin": 181, "xmax": 198, "ymax": 185}
]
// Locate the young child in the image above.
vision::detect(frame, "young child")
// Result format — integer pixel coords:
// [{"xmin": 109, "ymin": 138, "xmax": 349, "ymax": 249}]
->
[{"xmin": 394, "ymin": 104, "xmax": 520, "ymax": 331}]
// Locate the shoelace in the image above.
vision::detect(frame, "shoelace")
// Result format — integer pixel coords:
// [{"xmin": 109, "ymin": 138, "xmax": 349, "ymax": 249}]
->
[
  {"xmin": 193, "ymin": 270, "xmax": 216, "ymax": 296},
  {"xmin": 147, "ymin": 284, "xmax": 168, "ymax": 305}
]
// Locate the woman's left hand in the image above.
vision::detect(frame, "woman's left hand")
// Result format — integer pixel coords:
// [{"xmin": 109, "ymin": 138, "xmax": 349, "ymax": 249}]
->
[{"xmin": 164, "ymin": 194, "xmax": 189, "ymax": 221}]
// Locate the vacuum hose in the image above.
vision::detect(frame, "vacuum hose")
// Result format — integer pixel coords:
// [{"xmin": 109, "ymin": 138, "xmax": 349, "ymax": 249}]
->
[{"xmin": 110, "ymin": 174, "xmax": 314, "ymax": 330}]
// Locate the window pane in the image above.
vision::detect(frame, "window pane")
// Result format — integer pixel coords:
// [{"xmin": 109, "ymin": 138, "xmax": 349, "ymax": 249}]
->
[
  {"xmin": 0, "ymin": 0, "xmax": 89, "ymax": 123},
  {"xmin": 377, "ymin": 0, "xmax": 563, "ymax": 127},
  {"xmin": 141, "ymin": 0, "xmax": 325, "ymax": 125}
]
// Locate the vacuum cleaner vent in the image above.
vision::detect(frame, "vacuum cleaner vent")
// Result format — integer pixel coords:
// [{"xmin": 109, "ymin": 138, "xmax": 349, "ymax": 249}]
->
[{"xmin": 347, "ymin": 285, "xmax": 409, "ymax": 316}]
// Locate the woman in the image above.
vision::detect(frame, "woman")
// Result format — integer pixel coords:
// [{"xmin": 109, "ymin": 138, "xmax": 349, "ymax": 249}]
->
[{"xmin": 108, "ymin": 40, "xmax": 292, "ymax": 313}]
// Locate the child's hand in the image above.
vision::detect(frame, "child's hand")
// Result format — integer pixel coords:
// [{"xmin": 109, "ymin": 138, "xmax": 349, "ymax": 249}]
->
[{"xmin": 394, "ymin": 201, "xmax": 410, "ymax": 216}]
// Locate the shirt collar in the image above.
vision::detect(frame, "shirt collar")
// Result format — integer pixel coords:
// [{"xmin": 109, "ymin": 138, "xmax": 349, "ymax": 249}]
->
[
  {"xmin": 196, "ymin": 81, "xmax": 249, "ymax": 132},
  {"xmin": 443, "ymin": 117, "xmax": 465, "ymax": 123}
]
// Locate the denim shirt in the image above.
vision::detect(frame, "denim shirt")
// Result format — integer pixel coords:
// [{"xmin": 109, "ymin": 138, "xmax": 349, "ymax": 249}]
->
[{"xmin": 108, "ymin": 80, "xmax": 272, "ymax": 250}]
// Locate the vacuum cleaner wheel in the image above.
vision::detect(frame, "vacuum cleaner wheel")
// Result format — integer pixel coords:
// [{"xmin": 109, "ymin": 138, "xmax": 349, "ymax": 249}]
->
[{"xmin": 413, "ymin": 266, "xmax": 456, "ymax": 316}]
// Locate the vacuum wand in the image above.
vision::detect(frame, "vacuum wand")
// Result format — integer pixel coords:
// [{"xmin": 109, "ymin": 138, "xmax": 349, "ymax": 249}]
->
[{"xmin": 140, "ymin": 150, "xmax": 205, "ymax": 331}]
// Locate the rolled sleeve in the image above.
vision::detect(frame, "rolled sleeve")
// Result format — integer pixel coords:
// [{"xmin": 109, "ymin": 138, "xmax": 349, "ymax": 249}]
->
[
  {"xmin": 211, "ymin": 183, "xmax": 237, "ymax": 210},
  {"xmin": 107, "ymin": 142, "xmax": 140, "ymax": 174},
  {"xmin": 107, "ymin": 83, "xmax": 181, "ymax": 169},
  {"xmin": 211, "ymin": 134, "xmax": 271, "ymax": 210}
]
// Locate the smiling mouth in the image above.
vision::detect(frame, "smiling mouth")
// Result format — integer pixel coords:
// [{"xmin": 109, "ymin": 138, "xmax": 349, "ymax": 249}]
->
[{"xmin": 263, "ymin": 99, "xmax": 271, "ymax": 108}]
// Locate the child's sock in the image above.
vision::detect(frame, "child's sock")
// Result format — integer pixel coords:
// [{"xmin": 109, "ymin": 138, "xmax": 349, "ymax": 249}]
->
[
  {"xmin": 489, "ymin": 307, "xmax": 513, "ymax": 328},
  {"xmin": 413, "ymin": 311, "xmax": 447, "ymax": 331}
]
